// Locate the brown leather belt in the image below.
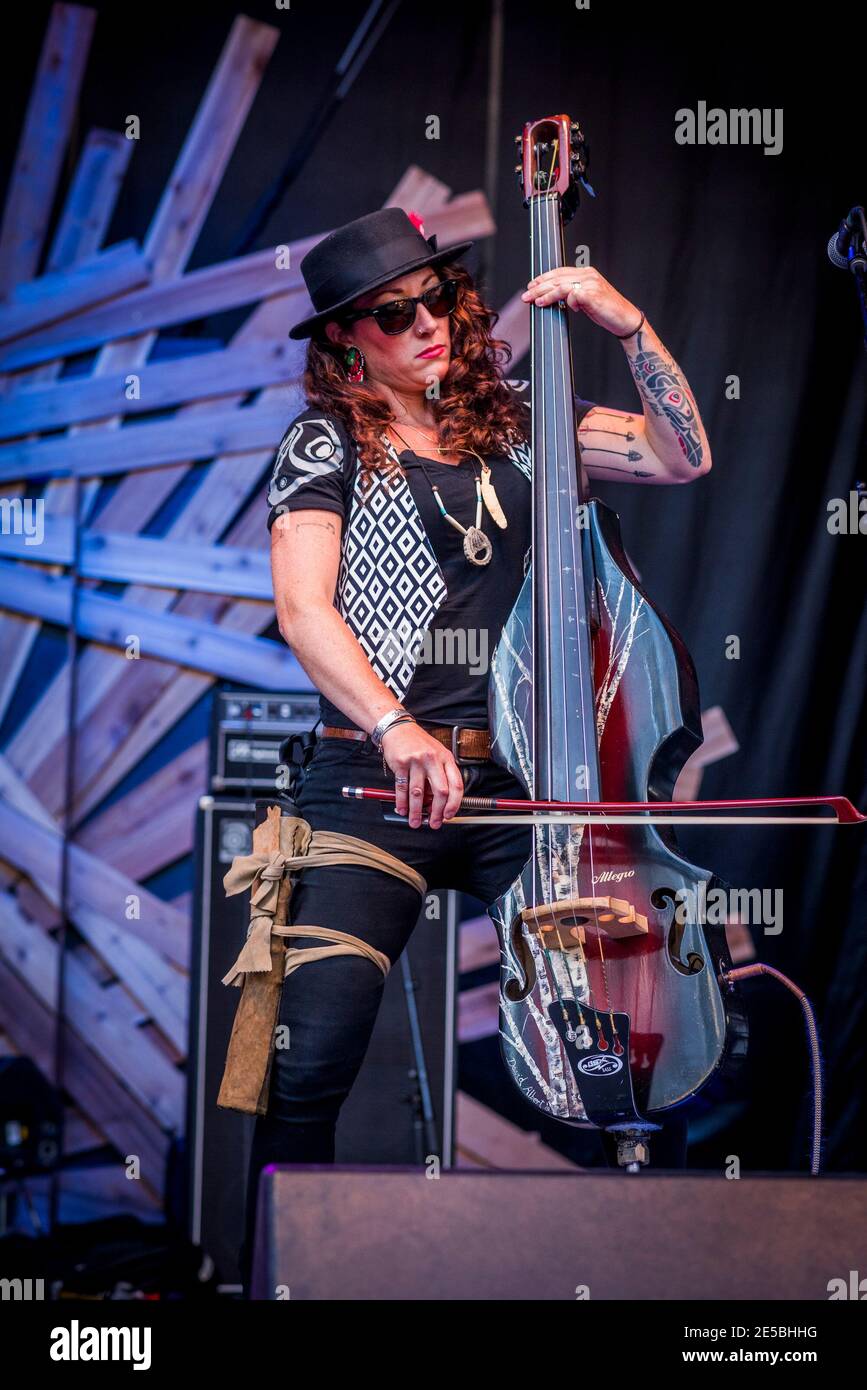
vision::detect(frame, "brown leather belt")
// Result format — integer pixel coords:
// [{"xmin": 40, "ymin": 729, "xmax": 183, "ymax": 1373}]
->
[{"xmin": 320, "ymin": 722, "xmax": 492, "ymax": 762}]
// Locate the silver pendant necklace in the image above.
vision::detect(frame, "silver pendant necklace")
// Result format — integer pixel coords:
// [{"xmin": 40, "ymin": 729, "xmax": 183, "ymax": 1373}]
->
[{"xmin": 433, "ymin": 469, "xmax": 492, "ymax": 566}]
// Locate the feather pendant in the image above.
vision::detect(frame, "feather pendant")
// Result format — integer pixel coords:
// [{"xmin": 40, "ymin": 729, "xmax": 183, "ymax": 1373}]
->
[{"xmin": 480, "ymin": 463, "xmax": 508, "ymax": 529}]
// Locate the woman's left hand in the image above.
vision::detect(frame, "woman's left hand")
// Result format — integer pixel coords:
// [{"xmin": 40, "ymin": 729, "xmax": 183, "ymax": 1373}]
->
[{"xmin": 521, "ymin": 265, "xmax": 642, "ymax": 338}]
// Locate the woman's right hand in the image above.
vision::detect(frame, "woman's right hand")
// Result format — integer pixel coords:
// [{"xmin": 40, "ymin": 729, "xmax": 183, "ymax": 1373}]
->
[{"xmin": 380, "ymin": 722, "xmax": 465, "ymax": 829}]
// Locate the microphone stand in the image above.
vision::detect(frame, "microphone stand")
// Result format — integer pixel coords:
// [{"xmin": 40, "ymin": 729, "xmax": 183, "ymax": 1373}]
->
[
  {"xmin": 833, "ymin": 206, "xmax": 867, "ymax": 352},
  {"xmin": 850, "ymin": 208, "xmax": 867, "ymax": 352}
]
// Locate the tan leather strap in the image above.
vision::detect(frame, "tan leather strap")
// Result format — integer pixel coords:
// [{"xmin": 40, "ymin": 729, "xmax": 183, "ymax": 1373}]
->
[
  {"xmin": 221, "ymin": 818, "xmax": 426, "ymax": 987},
  {"xmin": 321, "ymin": 721, "xmax": 492, "ymax": 761},
  {"xmin": 272, "ymin": 923, "xmax": 391, "ymax": 980}
]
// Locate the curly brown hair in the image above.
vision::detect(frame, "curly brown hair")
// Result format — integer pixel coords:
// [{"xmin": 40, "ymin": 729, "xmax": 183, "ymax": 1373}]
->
[{"xmin": 301, "ymin": 262, "xmax": 530, "ymax": 473}]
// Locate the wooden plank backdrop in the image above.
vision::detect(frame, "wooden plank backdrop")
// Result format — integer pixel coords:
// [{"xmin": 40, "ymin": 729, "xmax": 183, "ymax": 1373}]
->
[
  {"xmin": 1, "ymin": 3, "xmax": 586, "ymax": 1205},
  {"xmin": 0, "ymin": 3, "xmax": 746, "ymax": 1199}
]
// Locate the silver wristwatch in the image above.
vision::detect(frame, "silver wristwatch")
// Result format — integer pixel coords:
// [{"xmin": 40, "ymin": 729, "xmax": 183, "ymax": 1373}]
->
[{"xmin": 370, "ymin": 707, "xmax": 416, "ymax": 750}]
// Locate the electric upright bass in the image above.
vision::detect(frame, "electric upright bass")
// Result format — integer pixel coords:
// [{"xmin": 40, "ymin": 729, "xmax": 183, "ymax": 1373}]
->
[{"xmin": 485, "ymin": 114, "xmax": 748, "ymax": 1160}]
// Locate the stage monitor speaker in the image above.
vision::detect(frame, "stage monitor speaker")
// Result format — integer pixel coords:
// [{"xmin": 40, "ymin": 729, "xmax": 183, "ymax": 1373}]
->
[
  {"xmin": 187, "ymin": 795, "xmax": 459, "ymax": 1289},
  {"xmin": 250, "ymin": 1167, "xmax": 867, "ymax": 1300}
]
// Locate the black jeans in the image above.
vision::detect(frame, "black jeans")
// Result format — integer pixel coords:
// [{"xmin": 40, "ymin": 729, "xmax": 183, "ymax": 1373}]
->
[{"xmin": 239, "ymin": 735, "xmax": 687, "ymax": 1293}]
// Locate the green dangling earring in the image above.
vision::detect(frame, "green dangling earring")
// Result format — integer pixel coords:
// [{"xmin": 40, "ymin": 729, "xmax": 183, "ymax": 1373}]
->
[{"xmin": 344, "ymin": 345, "xmax": 365, "ymax": 384}]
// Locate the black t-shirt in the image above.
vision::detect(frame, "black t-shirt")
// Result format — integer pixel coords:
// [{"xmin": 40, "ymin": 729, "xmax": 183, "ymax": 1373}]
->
[{"xmin": 266, "ymin": 387, "xmax": 596, "ymax": 730}]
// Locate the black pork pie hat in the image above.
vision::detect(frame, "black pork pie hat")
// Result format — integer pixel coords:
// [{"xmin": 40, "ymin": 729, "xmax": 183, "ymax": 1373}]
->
[{"xmin": 287, "ymin": 207, "xmax": 473, "ymax": 341}]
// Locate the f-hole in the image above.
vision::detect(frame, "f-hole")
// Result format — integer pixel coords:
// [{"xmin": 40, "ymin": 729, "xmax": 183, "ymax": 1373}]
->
[
  {"xmin": 652, "ymin": 886, "xmax": 705, "ymax": 977},
  {"xmin": 504, "ymin": 915, "xmax": 537, "ymax": 1002}
]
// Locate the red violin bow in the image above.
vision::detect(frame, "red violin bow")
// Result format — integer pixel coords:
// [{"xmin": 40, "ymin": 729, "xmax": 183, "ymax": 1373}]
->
[{"xmin": 341, "ymin": 788, "xmax": 866, "ymax": 826}]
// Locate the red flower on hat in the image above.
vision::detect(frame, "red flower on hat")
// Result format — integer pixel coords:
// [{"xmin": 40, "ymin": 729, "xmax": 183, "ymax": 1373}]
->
[{"xmin": 407, "ymin": 208, "xmax": 426, "ymax": 238}]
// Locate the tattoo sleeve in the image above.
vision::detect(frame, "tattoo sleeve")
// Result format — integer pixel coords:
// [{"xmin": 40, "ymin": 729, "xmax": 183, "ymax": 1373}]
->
[{"xmin": 625, "ymin": 329, "xmax": 705, "ymax": 470}]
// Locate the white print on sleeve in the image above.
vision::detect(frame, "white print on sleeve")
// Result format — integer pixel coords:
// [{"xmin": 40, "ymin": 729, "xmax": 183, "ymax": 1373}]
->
[{"xmin": 267, "ymin": 416, "xmax": 345, "ymax": 509}]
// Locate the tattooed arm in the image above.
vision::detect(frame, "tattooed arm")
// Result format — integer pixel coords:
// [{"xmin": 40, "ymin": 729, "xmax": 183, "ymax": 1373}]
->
[
  {"xmin": 522, "ymin": 267, "xmax": 712, "ymax": 484},
  {"xmin": 579, "ymin": 319, "xmax": 710, "ymax": 484}
]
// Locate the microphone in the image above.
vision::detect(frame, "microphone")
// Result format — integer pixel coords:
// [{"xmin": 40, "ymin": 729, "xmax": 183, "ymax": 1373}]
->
[{"xmin": 827, "ymin": 207, "xmax": 864, "ymax": 269}]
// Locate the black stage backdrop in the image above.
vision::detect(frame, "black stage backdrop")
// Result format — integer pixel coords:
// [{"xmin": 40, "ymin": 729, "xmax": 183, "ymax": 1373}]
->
[{"xmin": 4, "ymin": 1, "xmax": 865, "ymax": 1170}]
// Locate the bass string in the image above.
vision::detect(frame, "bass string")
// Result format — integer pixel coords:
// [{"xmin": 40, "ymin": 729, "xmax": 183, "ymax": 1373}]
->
[
  {"xmin": 544, "ymin": 156, "xmax": 611, "ymax": 1032},
  {"xmin": 537, "ymin": 158, "xmax": 598, "ymax": 1056},
  {"xmin": 532, "ymin": 141, "xmax": 615, "ymax": 1055},
  {"xmin": 528, "ymin": 155, "xmax": 562, "ymax": 1028},
  {"xmin": 530, "ymin": 158, "xmax": 584, "ymax": 1048},
  {"xmin": 550, "ymin": 152, "xmax": 618, "ymax": 1044},
  {"xmin": 541, "ymin": 159, "xmax": 596, "ymax": 1038}
]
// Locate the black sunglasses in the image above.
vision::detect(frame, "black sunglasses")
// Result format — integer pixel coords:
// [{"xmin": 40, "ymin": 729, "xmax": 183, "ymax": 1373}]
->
[{"xmin": 341, "ymin": 278, "xmax": 459, "ymax": 336}]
